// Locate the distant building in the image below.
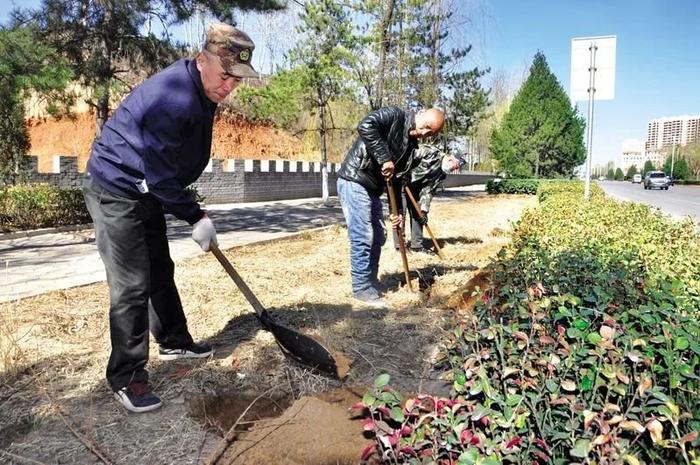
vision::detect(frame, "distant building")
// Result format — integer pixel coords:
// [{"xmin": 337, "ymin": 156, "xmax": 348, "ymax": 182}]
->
[
  {"xmin": 621, "ymin": 115, "xmax": 699, "ymax": 172},
  {"xmin": 621, "ymin": 139, "xmax": 645, "ymax": 172},
  {"xmin": 646, "ymin": 115, "xmax": 700, "ymax": 150}
]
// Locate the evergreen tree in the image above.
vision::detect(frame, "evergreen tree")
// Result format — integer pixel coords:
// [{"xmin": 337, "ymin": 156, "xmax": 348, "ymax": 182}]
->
[
  {"xmin": 13, "ymin": 0, "xmax": 285, "ymax": 134},
  {"xmin": 287, "ymin": 0, "xmax": 356, "ymax": 202},
  {"xmin": 614, "ymin": 167, "xmax": 624, "ymax": 181},
  {"xmin": 0, "ymin": 26, "xmax": 73, "ymax": 185},
  {"xmin": 662, "ymin": 156, "xmax": 689, "ymax": 180},
  {"xmin": 625, "ymin": 164, "xmax": 637, "ymax": 179},
  {"xmin": 642, "ymin": 160, "xmax": 655, "ymax": 176},
  {"xmin": 489, "ymin": 52, "xmax": 585, "ymax": 178},
  {"xmin": 606, "ymin": 168, "xmax": 615, "ymax": 180},
  {"xmin": 682, "ymin": 141, "xmax": 700, "ymax": 180}
]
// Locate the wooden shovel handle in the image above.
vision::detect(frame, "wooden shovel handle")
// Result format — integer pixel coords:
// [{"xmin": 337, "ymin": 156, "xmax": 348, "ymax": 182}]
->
[
  {"xmin": 386, "ymin": 179, "xmax": 413, "ymax": 291},
  {"xmin": 403, "ymin": 185, "xmax": 445, "ymax": 259},
  {"xmin": 210, "ymin": 243, "xmax": 267, "ymax": 319}
]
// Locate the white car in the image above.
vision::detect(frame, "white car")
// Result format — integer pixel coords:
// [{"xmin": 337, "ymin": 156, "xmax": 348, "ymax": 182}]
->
[{"xmin": 632, "ymin": 174, "xmax": 642, "ymax": 184}]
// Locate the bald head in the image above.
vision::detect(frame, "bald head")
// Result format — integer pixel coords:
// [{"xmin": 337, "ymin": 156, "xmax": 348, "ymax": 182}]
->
[{"xmin": 412, "ymin": 108, "xmax": 445, "ymax": 139}]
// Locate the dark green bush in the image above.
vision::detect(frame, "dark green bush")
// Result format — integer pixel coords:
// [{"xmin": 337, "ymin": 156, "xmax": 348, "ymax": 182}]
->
[
  {"xmin": 360, "ymin": 183, "xmax": 700, "ymax": 464},
  {"xmin": 0, "ymin": 183, "xmax": 90, "ymax": 232},
  {"xmin": 486, "ymin": 179, "xmax": 542, "ymax": 195},
  {"xmin": 487, "ymin": 179, "xmax": 581, "ymax": 196}
]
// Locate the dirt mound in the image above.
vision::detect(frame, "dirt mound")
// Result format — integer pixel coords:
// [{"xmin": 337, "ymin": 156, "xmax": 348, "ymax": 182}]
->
[
  {"xmin": 211, "ymin": 391, "xmax": 368, "ymax": 465},
  {"xmin": 27, "ymin": 111, "xmax": 312, "ymax": 173}
]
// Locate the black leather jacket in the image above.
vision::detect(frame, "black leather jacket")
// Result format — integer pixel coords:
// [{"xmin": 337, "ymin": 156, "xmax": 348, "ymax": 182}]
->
[{"xmin": 338, "ymin": 106, "xmax": 417, "ymax": 196}]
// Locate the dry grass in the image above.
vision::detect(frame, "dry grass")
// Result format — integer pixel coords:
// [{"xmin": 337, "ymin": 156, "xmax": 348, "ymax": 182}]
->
[{"xmin": 0, "ymin": 193, "xmax": 535, "ymax": 464}]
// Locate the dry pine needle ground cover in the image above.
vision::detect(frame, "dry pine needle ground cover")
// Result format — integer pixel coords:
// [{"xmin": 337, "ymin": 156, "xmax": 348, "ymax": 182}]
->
[{"xmin": 0, "ymin": 193, "xmax": 534, "ymax": 465}]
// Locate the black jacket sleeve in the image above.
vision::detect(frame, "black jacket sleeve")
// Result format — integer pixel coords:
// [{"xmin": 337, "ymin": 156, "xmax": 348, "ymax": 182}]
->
[{"xmin": 357, "ymin": 106, "xmax": 405, "ymax": 165}]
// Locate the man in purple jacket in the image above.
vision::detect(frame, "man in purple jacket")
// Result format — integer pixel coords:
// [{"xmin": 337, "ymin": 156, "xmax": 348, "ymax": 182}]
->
[{"xmin": 83, "ymin": 23, "xmax": 257, "ymax": 413}]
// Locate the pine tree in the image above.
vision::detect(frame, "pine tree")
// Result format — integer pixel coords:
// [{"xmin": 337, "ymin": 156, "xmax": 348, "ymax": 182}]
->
[
  {"xmin": 13, "ymin": 0, "xmax": 285, "ymax": 134},
  {"xmin": 606, "ymin": 168, "xmax": 615, "ymax": 180},
  {"xmin": 625, "ymin": 164, "xmax": 638, "ymax": 179},
  {"xmin": 663, "ymin": 156, "xmax": 689, "ymax": 180},
  {"xmin": 287, "ymin": 0, "xmax": 356, "ymax": 202},
  {"xmin": 614, "ymin": 167, "xmax": 624, "ymax": 180},
  {"xmin": 0, "ymin": 26, "xmax": 73, "ymax": 185},
  {"xmin": 489, "ymin": 52, "xmax": 585, "ymax": 178},
  {"xmin": 642, "ymin": 160, "xmax": 655, "ymax": 176}
]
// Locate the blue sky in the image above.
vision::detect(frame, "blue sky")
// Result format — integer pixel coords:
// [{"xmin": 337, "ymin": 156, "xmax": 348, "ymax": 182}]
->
[
  {"xmin": 467, "ymin": 0, "xmax": 700, "ymax": 165},
  {"xmin": 3, "ymin": 0, "xmax": 699, "ymax": 167}
]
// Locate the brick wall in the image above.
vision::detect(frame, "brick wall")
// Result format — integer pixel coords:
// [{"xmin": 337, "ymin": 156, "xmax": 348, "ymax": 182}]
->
[{"xmin": 21, "ymin": 155, "xmax": 493, "ymax": 203}]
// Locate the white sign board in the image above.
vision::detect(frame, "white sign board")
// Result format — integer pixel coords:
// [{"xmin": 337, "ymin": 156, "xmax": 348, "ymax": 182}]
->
[{"xmin": 570, "ymin": 35, "xmax": 616, "ymax": 102}]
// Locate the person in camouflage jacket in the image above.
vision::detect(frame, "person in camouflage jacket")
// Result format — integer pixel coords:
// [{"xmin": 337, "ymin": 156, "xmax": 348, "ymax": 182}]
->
[{"xmin": 394, "ymin": 143, "xmax": 465, "ymax": 251}]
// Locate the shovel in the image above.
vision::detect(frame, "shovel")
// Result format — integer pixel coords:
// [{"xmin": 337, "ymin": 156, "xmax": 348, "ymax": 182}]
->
[
  {"xmin": 209, "ymin": 243, "xmax": 349, "ymax": 378},
  {"xmin": 403, "ymin": 185, "xmax": 445, "ymax": 259},
  {"xmin": 386, "ymin": 179, "xmax": 414, "ymax": 291}
]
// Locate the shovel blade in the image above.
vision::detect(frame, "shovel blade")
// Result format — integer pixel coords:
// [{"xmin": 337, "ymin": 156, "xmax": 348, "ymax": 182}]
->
[{"xmin": 263, "ymin": 315, "xmax": 342, "ymax": 377}]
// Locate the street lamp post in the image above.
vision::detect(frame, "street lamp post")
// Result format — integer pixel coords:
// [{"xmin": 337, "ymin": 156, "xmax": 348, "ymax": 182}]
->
[{"xmin": 671, "ymin": 139, "xmax": 676, "ymax": 180}]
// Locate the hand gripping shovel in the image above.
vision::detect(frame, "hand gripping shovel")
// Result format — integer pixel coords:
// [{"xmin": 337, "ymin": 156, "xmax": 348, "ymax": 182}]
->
[{"xmin": 210, "ymin": 244, "xmax": 350, "ymax": 378}]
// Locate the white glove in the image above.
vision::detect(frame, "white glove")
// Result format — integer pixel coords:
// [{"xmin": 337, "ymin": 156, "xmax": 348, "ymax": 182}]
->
[{"xmin": 192, "ymin": 215, "xmax": 217, "ymax": 251}]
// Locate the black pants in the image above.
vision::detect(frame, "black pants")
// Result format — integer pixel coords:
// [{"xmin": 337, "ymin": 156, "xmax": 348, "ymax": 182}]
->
[
  {"xmin": 83, "ymin": 178, "xmax": 193, "ymax": 391},
  {"xmin": 391, "ymin": 191, "xmax": 424, "ymax": 250}
]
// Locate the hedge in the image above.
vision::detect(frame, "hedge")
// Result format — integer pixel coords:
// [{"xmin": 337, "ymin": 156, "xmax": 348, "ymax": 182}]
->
[
  {"xmin": 0, "ymin": 183, "xmax": 91, "ymax": 232},
  {"xmin": 359, "ymin": 181, "xmax": 700, "ymax": 464},
  {"xmin": 486, "ymin": 179, "xmax": 581, "ymax": 195}
]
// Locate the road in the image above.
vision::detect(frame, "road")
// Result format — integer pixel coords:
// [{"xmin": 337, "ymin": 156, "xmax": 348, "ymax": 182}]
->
[{"xmin": 597, "ymin": 181, "xmax": 700, "ymax": 221}]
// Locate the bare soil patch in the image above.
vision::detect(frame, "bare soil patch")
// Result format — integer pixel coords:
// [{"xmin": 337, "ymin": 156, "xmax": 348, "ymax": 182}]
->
[
  {"xmin": 0, "ymin": 194, "xmax": 535, "ymax": 464},
  {"xmin": 27, "ymin": 111, "xmax": 312, "ymax": 173}
]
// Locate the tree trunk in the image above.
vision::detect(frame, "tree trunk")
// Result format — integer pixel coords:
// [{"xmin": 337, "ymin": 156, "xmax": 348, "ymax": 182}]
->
[
  {"xmin": 318, "ymin": 88, "xmax": 330, "ymax": 203},
  {"xmin": 428, "ymin": 0, "xmax": 442, "ymax": 106},
  {"xmin": 95, "ymin": 87, "xmax": 110, "ymax": 137},
  {"xmin": 374, "ymin": 0, "xmax": 395, "ymax": 110},
  {"xmin": 397, "ymin": 3, "xmax": 405, "ymax": 107}
]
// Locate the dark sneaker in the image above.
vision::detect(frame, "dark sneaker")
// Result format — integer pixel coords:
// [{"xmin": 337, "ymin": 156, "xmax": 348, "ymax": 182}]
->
[
  {"xmin": 114, "ymin": 382, "xmax": 162, "ymax": 413},
  {"xmin": 159, "ymin": 342, "xmax": 214, "ymax": 361},
  {"xmin": 409, "ymin": 247, "xmax": 431, "ymax": 254},
  {"xmin": 353, "ymin": 288, "xmax": 387, "ymax": 309}
]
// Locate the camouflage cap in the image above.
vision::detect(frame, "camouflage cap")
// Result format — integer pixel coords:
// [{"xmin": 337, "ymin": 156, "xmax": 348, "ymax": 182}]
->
[{"xmin": 204, "ymin": 23, "xmax": 258, "ymax": 78}]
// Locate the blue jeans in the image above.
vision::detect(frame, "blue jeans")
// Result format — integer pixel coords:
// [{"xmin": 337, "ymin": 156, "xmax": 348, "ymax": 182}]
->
[{"xmin": 337, "ymin": 178, "xmax": 386, "ymax": 294}]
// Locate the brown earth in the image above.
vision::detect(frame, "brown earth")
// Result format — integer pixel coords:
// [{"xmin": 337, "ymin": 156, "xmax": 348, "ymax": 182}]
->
[
  {"xmin": 0, "ymin": 194, "xmax": 536, "ymax": 465},
  {"xmin": 27, "ymin": 111, "xmax": 314, "ymax": 173}
]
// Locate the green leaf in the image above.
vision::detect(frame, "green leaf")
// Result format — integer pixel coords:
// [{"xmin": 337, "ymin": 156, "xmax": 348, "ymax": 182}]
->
[
  {"xmin": 566, "ymin": 327, "xmax": 582, "ymax": 339},
  {"xmin": 374, "ymin": 373, "xmax": 390, "ymax": 389},
  {"xmin": 570, "ymin": 438, "xmax": 590, "ymax": 458},
  {"xmin": 546, "ymin": 379, "xmax": 559, "ymax": 393},
  {"xmin": 458, "ymin": 449, "xmax": 479, "ymax": 465},
  {"xmin": 362, "ymin": 393, "xmax": 376, "ymax": 408},
  {"xmin": 580, "ymin": 375, "xmax": 594, "ymax": 391},
  {"xmin": 479, "ymin": 457, "xmax": 500, "ymax": 465},
  {"xmin": 573, "ymin": 319, "xmax": 589, "ymax": 330},
  {"xmin": 587, "ymin": 332, "xmax": 603, "ymax": 345},
  {"xmin": 390, "ymin": 406, "xmax": 405, "ymax": 422},
  {"xmin": 674, "ymin": 336, "xmax": 689, "ymax": 351},
  {"xmin": 506, "ymin": 394, "xmax": 523, "ymax": 406}
]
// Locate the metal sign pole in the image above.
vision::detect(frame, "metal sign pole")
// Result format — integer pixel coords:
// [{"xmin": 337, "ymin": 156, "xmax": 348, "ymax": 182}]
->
[{"xmin": 584, "ymin": 43, "xmax": 598, "ymax": 200}]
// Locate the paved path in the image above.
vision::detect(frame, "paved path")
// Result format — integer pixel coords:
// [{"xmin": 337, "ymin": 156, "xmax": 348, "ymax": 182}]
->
[
  {"xmin": 0, "ymin": 187, "xmax": 486, "ymax": 302},
  {"xmin": 597, "ymin": 181, "xmax": 700, "ymax": 221}
]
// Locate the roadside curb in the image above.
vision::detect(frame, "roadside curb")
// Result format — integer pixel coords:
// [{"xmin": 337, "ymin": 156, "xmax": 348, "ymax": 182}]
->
[{"xmin": 0, "ymin": 223, "xmax": 94, "ymax": 241}]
